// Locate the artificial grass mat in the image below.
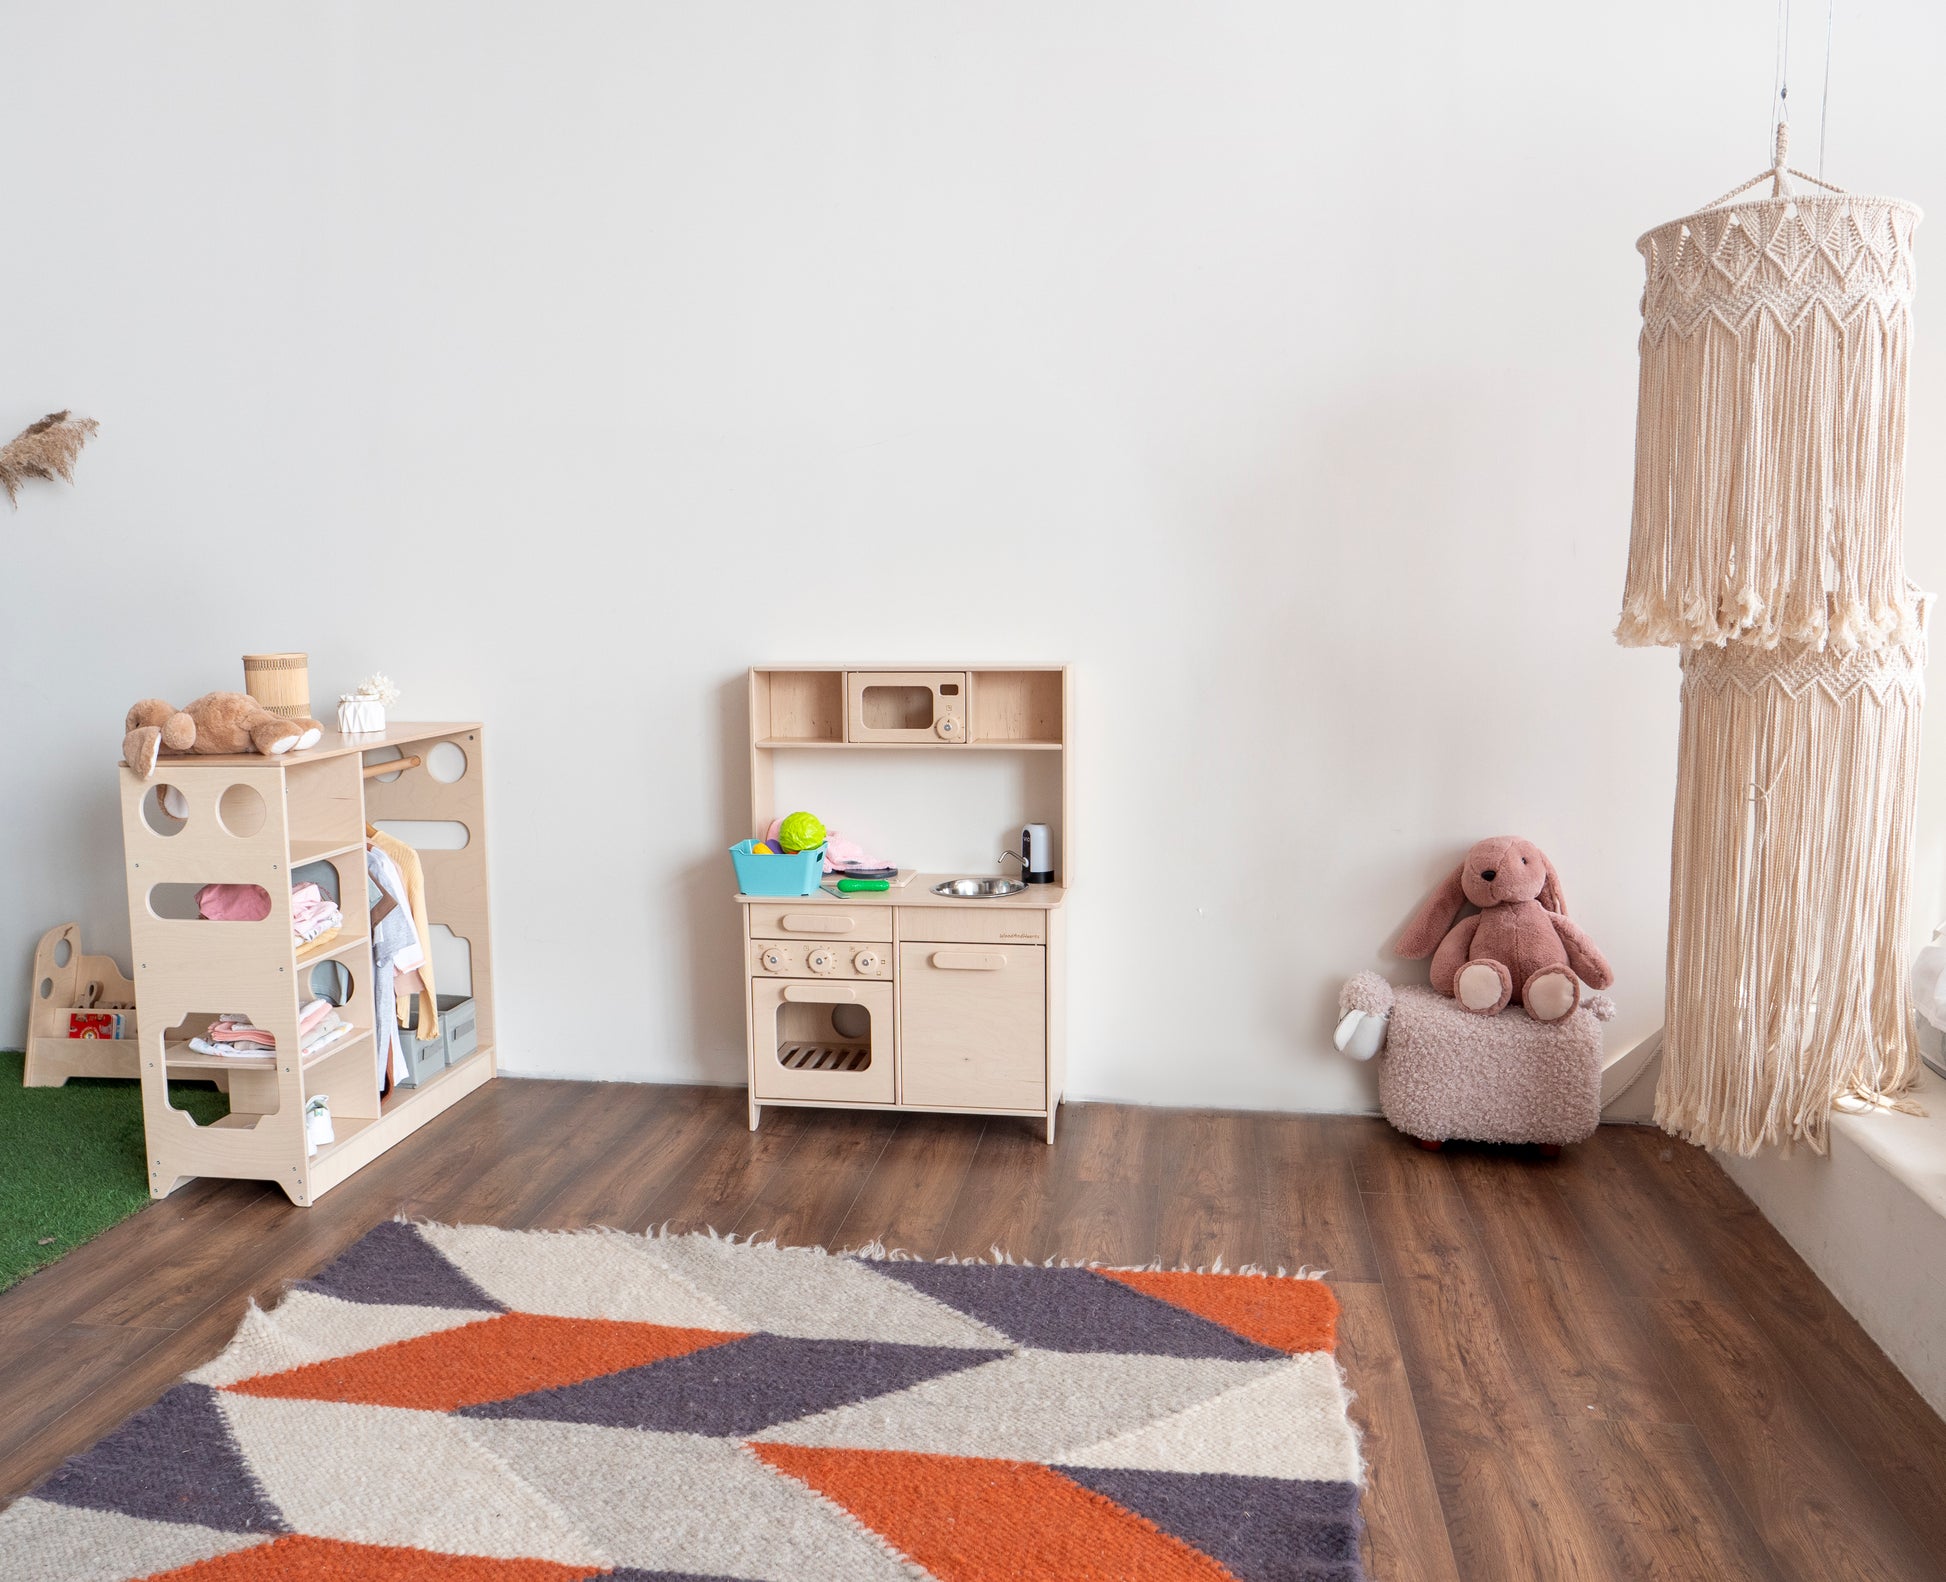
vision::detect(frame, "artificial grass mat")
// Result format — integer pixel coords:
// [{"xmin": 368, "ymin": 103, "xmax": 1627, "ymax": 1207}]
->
[{"xmin": 0, "ymin": 1050, "xmax": 228, "ymax": 1291}]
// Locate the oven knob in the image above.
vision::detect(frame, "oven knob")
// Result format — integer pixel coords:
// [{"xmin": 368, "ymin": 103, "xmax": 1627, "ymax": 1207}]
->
[
  {"xmin": 935, "ymin": 715, "xmax": 961, "ymax": 740},
  {"xmin": 853, "ymin": 949, "xmax": 880, "ymax": 975},
  {"xmin": 807, "ymin": 947, "xmax": 838, "ymax": 975},
  {"xmin": 759, "ymin": 947, "xmax": 789, "ymax": 974}
]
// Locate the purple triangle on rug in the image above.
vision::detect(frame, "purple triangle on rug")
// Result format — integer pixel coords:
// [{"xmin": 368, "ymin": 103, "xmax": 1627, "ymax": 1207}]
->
[
  {"xmin": 1059, "ymin": 1464, "xmax": 1363, "ymax": 1581},
  {"xmin": 31, "ymin": 1383, "xmax": 287, "ymax": 1534},
  {"xmin": 876, "ymin": 1261, "xmax": 1285, "ymax": 1360},
  {"xmin": 461, "ymin": 1333, "xmax": 1009, "ymax": 1437},
  {"xmin": 605, "ymin": 1572, "xmax": 758, "ymax": 1581},
  {"xmin": 295, "ymin": 1220, "xmax": 501, "ymax": 1312}
]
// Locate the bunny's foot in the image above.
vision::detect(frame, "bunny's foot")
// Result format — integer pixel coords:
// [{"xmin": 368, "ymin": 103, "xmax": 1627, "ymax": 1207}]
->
[
  {"xmin": 1456, "ymin": 959, "xmax": 1512, "ymax": 1015},
  {"xmin": 1523, "ymin": 967, "xmax": 1579, "ymax": 1022}
]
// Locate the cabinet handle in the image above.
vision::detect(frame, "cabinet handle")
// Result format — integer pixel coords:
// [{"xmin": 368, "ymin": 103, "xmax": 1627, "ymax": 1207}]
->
[
  {"xmin": 782, "ymin": 984, "xmax": 858, "ymax": 1003},
  {"xmin": 931, "ymin": 951, "xmax": 1006, "ymax": 971},
  {"xmin": 782, "ymin": 914, "xmax": 854, "ymax": 934}
]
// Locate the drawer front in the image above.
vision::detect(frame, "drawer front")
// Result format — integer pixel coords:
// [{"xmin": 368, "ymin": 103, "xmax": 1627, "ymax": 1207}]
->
[
  {"xmin": 897, "ymin": 906, "xmax": 1047, "ymax": 945},
  {"xmin": 898, "ymin": 942, "xmax": 1046, "ymax": 1111},
  {"xmin": 747, "ymin": 904, "xmax": 893, "ymax": 942},
  {"xmin": 748, "ymin": 940, "xmax": 890, "ymax": 980},
  {"xmin": 751, "ymin": 978, "xmax": 894, "ymax": 1104}
]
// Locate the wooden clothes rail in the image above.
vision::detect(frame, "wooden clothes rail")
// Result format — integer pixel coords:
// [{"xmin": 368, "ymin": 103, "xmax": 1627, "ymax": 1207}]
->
[{"xmin": 363, "ymin": 754, "xmax": 423, "ymax": 778}]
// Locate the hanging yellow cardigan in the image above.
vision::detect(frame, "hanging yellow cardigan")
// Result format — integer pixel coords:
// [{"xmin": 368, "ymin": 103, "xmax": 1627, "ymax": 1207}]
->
[{"xmin": 367, "ymin": 826, "xmax": 438, "ymax": 1041}]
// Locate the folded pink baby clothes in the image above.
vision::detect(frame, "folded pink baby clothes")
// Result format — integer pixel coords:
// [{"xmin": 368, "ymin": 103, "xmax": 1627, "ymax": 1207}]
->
[
  {"xmin": 298, "ymin": 998, "xmax": 335, "ymax": 1035},
  {"xmin": 205, "ymin": 1019, "xmax": 277, "ymax": 1049},
  {"xmin": 290, "ymin": 884, "xmax": 336, "ymax": 928},
  {"xmin": 197, "ymin": 884, "xmax": 272, "ymax": 922}
]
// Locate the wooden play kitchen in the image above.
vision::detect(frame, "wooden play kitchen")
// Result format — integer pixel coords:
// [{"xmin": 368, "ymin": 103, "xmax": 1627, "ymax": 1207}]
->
[
  {"xmin": 740, "ymin": 666, "xmax": 1069, "ymax": 1141},
  {"xmin": 113, "ymin": 723, "xmax": 495, "ymax": 1205}
]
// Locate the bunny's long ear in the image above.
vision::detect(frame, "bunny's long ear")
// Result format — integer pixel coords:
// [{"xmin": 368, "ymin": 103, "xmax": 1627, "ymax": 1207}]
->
[
  {"xmin": 1537, "ymin": 853, "xmax": 1567, "ymax": 915},
  {"xmin": 1396, "ymin": 864, "xmax": 1469, "ymax": 958}
]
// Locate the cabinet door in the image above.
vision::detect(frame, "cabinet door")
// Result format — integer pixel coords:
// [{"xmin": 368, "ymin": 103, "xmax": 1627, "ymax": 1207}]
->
[{"xmin": 898, "ymin": 943, "xmax": 1045, "ymax": 1110}]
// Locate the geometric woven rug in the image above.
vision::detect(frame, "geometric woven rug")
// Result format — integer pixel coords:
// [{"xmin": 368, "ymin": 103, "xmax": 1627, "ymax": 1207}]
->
[{"xmin": 0, "ymin": 1222, "xmax": 1365, "ymax": 1581}]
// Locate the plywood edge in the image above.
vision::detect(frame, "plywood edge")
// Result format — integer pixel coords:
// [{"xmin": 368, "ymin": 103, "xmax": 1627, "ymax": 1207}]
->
[{"xmin": 119, "ymin": 722, "xmax": 483, "ymax": 771}]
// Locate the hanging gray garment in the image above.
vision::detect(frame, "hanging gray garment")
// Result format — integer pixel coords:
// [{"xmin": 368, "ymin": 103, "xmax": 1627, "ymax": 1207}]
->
[{"xmin": 366, "ymin": 843, "xmax": 424, "ymax": 1087}]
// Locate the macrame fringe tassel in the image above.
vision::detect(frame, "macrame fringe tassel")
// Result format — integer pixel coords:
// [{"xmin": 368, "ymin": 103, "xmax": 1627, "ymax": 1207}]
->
[
  {"xmin": 1656, "ymin": 627, "xmax": 1928, "ymax": 1154},
  {"xmin": 1618, "ymin": 194, "xmax": 1922, "ymax": 652}
]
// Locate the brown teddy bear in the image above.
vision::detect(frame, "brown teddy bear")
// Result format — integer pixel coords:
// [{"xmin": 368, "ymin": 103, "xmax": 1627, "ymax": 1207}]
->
[{"xmin": 124, "ymin": 693, "xmax": 325, "ymax": 781}]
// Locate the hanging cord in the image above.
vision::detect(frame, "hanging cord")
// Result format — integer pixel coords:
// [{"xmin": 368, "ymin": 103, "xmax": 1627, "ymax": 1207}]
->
[
  {"xmin": 1770, "ymin": 0, "xmax": 1792, "ymax": 163},
  {"xmin": 1701, "ymin": 0, "xmax": 1848, "ymax": 220},
  {"xmin": 1701, "ymin": 123, "xmax": 1846, "ymax": 210},
  {"xmin": 1818, "ymin": 0, "xmax": 1835, "ymax": 181}
]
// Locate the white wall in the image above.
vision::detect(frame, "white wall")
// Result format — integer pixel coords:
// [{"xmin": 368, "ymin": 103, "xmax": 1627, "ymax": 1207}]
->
[{"xmin": 6, "ymin": 1, "xmax": 1946, "ymax": 1111}]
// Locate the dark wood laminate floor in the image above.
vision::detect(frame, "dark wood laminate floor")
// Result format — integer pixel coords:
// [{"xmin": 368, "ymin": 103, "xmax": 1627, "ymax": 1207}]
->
[{"xmin": 3, "ymin": 1080, "xmax": 1944, "ymax": 1580}]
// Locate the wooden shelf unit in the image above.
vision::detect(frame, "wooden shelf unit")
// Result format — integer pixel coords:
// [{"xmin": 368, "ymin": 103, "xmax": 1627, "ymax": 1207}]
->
[
  {"xmin": 116, "ymin": 723, "xmax": 496, "ymax": 1206},
  {"xmin": 742, "ymin": 666, "xmax": 1070, "ymax": 1142}
]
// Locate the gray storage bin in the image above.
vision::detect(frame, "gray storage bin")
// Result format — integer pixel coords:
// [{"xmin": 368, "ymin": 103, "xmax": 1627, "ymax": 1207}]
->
[
  {"xmin": 437, "ymin": 995, "xmax": 479, "ymax": 1066},
  {"xmin": 395, "ymin": 993, "xmax": 477, "ymax": 1087},
  {"xmin": 395, "ymin": 1016, "xmax": 445, "ymax": 1088}
]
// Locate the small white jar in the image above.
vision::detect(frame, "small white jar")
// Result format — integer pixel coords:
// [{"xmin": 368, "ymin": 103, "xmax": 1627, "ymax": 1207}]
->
[{"xmin": 338, "ymin": 694, "xmax": 386, "ymax": 733}]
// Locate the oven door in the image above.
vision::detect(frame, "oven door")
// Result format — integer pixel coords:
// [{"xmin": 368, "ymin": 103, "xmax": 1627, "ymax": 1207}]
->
[{"xmin": 750, "ymin": 977, "xmax": 895, "ymax": 1105}]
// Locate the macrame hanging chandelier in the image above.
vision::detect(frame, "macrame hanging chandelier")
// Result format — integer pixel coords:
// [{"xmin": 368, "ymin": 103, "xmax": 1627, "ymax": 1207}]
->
[{"xmin": 1622, "ymin": 120, "xmax": 1930, "ymax": 1155}]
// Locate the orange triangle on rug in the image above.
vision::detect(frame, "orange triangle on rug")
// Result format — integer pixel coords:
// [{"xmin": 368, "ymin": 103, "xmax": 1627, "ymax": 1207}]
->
[
  {"xmin": 1095, "ymin": 1269, "xmax": 1337, "ymax": 1355},
  {"xmin": 749, "ymin": 1442, "xmax": 1240, "ymax": 1581},
  {"xmin": 226, "ymin": 1311, "xmax": 744, "ymax": 1411},
  {"xmin": 138, "ymin": 1533, "xmax": 599, "ymax": 1581}
]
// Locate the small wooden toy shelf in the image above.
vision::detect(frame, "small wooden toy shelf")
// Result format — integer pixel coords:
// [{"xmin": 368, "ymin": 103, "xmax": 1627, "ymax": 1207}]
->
[{"xmin": 116, "ymin": 723, "xmax": 496, "ymax": 1206}]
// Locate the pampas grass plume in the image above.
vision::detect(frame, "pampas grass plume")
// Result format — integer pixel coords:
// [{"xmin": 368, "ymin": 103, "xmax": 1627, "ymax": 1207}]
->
[{"xmin": 0, "ymin": 410, "xmax": 98, "ymax": 506}]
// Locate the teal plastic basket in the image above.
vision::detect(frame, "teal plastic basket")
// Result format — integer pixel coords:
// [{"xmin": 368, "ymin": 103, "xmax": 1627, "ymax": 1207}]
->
[{"xmin": 730, "ymin": 840, "xmax": 826, "ymax": 897}]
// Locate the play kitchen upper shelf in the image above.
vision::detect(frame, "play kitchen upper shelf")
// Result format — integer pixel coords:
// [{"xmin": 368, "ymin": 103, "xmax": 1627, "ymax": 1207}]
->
[{"xmin": 751, "ymin": 666, "xmax": 1065, "ymax": 749}]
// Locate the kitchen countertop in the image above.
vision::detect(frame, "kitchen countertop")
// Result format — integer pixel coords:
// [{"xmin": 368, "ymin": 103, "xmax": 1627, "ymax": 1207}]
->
[{"xmin": 735, "ymin": 873, "xmax": 1067, "ymax": 909}]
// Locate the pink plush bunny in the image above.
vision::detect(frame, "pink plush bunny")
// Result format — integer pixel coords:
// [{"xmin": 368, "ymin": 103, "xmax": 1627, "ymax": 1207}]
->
[{"xmin": 1395, "ymin": 836, "xmax": 1613, "ymax": 1021}]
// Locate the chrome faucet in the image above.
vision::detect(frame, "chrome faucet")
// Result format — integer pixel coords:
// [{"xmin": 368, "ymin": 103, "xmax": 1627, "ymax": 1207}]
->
[{"xmin": 999, "ymin": 849, "xmax": 1027, "ymax": 879}]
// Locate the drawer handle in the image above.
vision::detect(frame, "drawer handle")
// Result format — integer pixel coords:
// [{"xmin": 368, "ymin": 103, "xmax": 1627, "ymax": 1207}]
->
[
  {"xmin": 782, "ymin": 983, "xmax": 858, "ymax": 1002},
  {"xmin": 932, "ymin": 951, "xmax": 1006, "ymax": 971},
  {"xmin": 782, "ymin": 914, "xmax": 855, "ymax": 934}
]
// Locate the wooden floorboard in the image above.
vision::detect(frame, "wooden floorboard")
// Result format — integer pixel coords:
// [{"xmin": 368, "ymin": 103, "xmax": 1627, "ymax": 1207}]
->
[{"xmin": 1, "ymin": 1080, "xmax": 1942, "ymax": 1580}]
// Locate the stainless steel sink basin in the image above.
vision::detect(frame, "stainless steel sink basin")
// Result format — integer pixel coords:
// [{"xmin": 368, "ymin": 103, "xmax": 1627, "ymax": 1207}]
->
[{"xmin": 931, "ymin": 877, "xmax": 1027, "ymax": 899}]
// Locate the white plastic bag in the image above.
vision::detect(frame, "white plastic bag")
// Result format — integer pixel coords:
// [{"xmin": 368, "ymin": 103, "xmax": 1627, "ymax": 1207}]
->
[{"xmin": 1912, "ymin": 923, "xmax": 1946, "ymax": 1031}]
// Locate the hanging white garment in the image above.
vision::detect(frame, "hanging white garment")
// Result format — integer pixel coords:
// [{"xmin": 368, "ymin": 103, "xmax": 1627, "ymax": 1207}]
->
[{"xmin": 366, "ymin": 843, "xmax": 426, "ymax": 1088}]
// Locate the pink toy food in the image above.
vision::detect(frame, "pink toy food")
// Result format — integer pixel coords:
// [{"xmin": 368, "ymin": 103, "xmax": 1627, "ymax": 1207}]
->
[{"xmin": 763, "ymin": 819, "xmax": 889, "ymax": 876}]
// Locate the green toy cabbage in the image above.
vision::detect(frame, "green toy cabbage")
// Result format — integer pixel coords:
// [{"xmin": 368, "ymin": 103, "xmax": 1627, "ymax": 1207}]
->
[{"xmin": 778, "ymin": 811, "xmax": 827, "ymax": 853}]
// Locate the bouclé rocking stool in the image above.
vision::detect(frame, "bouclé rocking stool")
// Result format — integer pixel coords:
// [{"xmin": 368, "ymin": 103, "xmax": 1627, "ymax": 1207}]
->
[{"xmin": 1336, "ymin": 972, "xmax": 1613, "ymax": 1151}]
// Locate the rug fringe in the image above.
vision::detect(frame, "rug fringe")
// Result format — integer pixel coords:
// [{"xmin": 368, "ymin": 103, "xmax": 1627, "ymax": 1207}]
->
[{"xmin": 378, "ymin": 1212, "xmax": 1331, "ymax": 1280}]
